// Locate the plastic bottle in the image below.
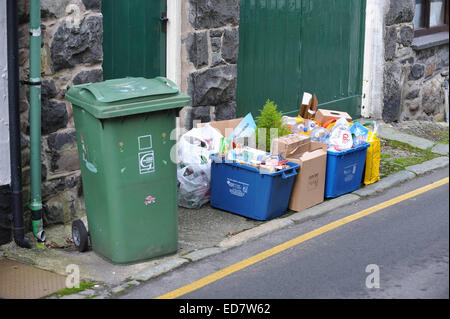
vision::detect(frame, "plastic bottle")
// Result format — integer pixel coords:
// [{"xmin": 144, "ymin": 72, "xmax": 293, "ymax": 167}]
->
[
  {"xmin": 309, "ymin": 126, "xmax": 329, "ymax": 143},
  {"xmin": 304, "ymin": 119, "xmax": 318, "ymax": 131},
  {"xmin": 282, "ymin": 116, "xmax": 299, "ymax": 130},
  {"xmin": 285, "ymin": 121, "xmax": 304, "ymax": 134}
]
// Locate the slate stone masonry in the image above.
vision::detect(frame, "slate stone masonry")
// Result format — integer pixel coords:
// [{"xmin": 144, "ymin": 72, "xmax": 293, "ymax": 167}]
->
[
  {"xmin": 382, "ymin": 0, "xmax": 449, "ymax": 122},
  {"xmin": 181, "ymin": 0, "xmax": 240, "ymax": 129},
  {"xmin": 0, "ymin": 185, "xmax": 12, "ymax": 245}
]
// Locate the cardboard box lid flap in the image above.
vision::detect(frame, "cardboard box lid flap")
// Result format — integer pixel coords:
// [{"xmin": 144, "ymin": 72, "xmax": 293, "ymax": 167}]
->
[
  {"xmin": 197, "ymin": 118, "xmax": 243, "ymax": 136},
  {"xmin": 300, "ymin": 149, "xmax": 327, "ymax": 161},
  {"xmin": 286, "ymin": 140, "xmax": 310, "ymax": 153}
]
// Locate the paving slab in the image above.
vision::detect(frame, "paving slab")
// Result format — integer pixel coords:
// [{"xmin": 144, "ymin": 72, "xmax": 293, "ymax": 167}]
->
[
  {"xmin": 182, "ymin": 247, "xmax": 226, "ymax": 262},
  {"xmin": 431, "ymin": 143, "xmax": 449, "ymax": 155},
  {"xmin": 288, "ymin": 194, "xmax": 360, "ymax": 224},
  {"xmin": 131, "ymin": 258, "xmax": 189, "ymax": 282},
  {"xmin": 405, "ymin": 157, "xmax": 450, "ymax": 175},
  {"xmin": 0, "ymin": 259, "xmax": 67, "ymax": 299},
  {"xmin": 378, "ymin": 126, "xmax": 435, "ymax": 150},
  {"xmin": 353, "ymin": 171, "xmax": 416, "ymax": 197},
  {"xmin": 178, "ymin": 205, "xmax": 262, "ymax": 252}
]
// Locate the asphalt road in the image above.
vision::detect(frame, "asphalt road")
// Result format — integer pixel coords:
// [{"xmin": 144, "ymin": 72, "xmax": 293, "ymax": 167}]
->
[{"xmin": 121, "ymin": 168, "xmax": 449, "ymax": 299}]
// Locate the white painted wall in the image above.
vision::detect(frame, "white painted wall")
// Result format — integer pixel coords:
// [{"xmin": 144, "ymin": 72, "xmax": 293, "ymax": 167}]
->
[
  {"xmin": 362, "ymin": 0, "xmax": 388, "ymax": 119},
  {"xmin": 0, "ymin": 1, "xmax": 11, "ymax": 186},
  {"xmin": 166, "ymin": 0, "xmax": 182, "ymax": 87}
]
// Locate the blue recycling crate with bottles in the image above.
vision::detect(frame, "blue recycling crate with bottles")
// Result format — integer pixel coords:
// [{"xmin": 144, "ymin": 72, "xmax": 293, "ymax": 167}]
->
[
  {"xmin": 324, "ymin": 142, "xmax": 370, "ymax": 198},
  {"xmin": 210, "ymin": 157, "xmax": 300, "ymax": 221}
]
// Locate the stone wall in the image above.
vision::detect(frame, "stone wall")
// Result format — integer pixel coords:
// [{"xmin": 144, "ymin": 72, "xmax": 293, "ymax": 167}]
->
[
  {"xmin": 382, "ymin": 0, "xmax": 449, "ymax": 122},
  {"xmin": 180, "ymin": 0, "xmax": 240, "ymax": 129},
  {"xmin": 12, "ymin": 0, "xmax": 242, "ymax": 233},
  {"xmin": 0, "ymin": 185, "xmax": 12, "ymax": 245},
  {"xmin": 17, "ymin": 0, "xmax": 102, "ymax": 230}
]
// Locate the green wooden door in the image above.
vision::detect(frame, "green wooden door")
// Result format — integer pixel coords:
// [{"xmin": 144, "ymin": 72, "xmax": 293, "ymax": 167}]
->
[
  {"xmin": 237, "ymin": 0, "xmax": 366, "ymax": 119},
  {"xmin": 102, "ymin": 0, "xmax": 166, "ymax": 80}
]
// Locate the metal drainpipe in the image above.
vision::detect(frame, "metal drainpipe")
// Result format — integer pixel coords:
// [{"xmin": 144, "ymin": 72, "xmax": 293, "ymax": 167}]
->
[
  {"xmin": 29, "ymin": 0, "xmax": 45, "ymax": 242},
  {"xmin": 7, "ymin": 0, "xmax": 30, "ymax": 248}
]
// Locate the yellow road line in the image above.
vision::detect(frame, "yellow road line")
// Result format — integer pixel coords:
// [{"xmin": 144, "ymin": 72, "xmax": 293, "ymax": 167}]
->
[{"xmin": 156, "ymin": 177, "xmax": 449, "ymax": 299}]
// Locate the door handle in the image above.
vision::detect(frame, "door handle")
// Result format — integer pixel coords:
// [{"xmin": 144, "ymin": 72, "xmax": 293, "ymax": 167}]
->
[{"xmin": 160, "ymin": 12, "xmax": 168, "ymax": 33}]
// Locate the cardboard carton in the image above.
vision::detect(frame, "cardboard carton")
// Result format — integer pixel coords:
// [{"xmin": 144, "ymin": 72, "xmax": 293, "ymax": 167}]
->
[
  {"xmin": 287, "ymin": 142, "xmax": 327, "ymax": 212},
  {"xmin": 270, "ymin": 134, "xmax": 311, "ymax": 159},
  {"xmin": 314, "ymin": 109, "xmax": 352, "ymax": 126},
  {"xmin": 299, "ymin": 93, "xmax": 318, "ymax": 119},
  {"xmin": 197, "ymin": 118, "xmax": 243, "ymax": 136}
]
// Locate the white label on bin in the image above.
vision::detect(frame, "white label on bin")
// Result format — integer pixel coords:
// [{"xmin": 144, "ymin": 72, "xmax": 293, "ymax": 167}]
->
[
  {"xmin": 227, "ymin": 178, "xmax": 249, "ymax": 198},
  {"xmin": 139, "ymin": 150, "xmax": 155, "ymax": 174},
  {"xmin": 343, "ymin": 164, "xmax": 357, "ymax": 182},
  {"xmin": 138, "ymin": 135, "xmax": 153, "ymax": 150}
]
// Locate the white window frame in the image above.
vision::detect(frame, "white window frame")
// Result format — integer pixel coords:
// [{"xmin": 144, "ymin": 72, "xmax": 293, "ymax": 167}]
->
[{"xmin": 166, "ymin": 0, "xmax": 182, "ymax": 87}]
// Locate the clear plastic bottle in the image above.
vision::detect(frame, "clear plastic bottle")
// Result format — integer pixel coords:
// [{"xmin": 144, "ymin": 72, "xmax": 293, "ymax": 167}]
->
[
  {"xmin": 309, "ymin": 126, "xmax": 329, "ymax": 143},
  {"xmin": 282, "ymin": 116, "xmax": 305, "ymax": 134},
  {"xmin": 293, "ymin": 122, "xmax": 306, "ymax": 134},
  {"xmin": 304, "ymin": 119, "xmax": 318, "ymax": 132}
]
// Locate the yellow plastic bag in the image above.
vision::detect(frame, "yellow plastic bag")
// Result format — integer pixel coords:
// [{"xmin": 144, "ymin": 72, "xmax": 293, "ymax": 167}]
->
[{"xmin": 364, "ymin": 131, "xmax": 381, "ymax": 185}]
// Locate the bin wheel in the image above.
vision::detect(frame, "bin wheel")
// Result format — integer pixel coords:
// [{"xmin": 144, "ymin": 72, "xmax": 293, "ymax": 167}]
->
[{"xmin": 72, "ymin": 219, "xmax": 89, "ymax": 252}]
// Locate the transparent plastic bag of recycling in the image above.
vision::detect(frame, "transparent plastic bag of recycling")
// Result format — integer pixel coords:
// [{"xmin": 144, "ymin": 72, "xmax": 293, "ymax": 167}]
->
[
  {"xmin": 327, "ymin": 118, "xmax": 353, "ymax": 151},
  {"xmin": 177, "ymin": 164, "xmax": 211, "ymax": 209},
  {"xmin": 177, "ymin": 124, "xmax": 223, "ymax": 208}
]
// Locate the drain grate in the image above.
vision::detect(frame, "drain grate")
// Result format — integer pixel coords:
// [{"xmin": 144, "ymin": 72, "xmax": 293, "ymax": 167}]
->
[{"xmin": 0, "ymin": 259, "xmax": 67, "ymax": 299}]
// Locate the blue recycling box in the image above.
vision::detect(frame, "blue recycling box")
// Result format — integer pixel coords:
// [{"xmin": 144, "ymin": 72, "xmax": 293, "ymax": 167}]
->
[
  {"xmin": 324, "ymin": 142, "xmax": 370, "ymax": 198},
  {"xmin": 210, "ymin": 157, "xmax": 300, "ymax": 221}
]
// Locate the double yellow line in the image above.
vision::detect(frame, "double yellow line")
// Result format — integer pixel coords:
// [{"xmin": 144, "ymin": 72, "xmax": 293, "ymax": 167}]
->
[{"xmin": 157, "ymin": 177, "xmax": 449, "ymax": 299}]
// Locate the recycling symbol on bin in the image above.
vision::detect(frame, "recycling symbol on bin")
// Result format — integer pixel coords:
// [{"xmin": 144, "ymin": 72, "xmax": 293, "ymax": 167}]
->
[
  {"xmin": 138, "ymin": 135, "xmax": 155, "ymax": 175},
  {"xmin": 139, "ymin": 151, "xmax": 155, "ymax": 174}
]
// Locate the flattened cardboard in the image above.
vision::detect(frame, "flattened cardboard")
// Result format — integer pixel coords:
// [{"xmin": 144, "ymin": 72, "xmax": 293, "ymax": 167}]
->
[
  {"xmin": 270, "ymin": 134, "xmax": 311, "ymax": 159},
  {"xmin": 287, "ymin": 142, "xmax": 327, "ymax": 212},
  {"xmin": 314, "ymin": 109, "xmax": 352, "ymax": 126}
]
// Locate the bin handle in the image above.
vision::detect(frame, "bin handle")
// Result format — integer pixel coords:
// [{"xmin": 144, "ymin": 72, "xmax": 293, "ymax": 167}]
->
[
  {"xmin": 282, "ymin": 168, "xmax": 298, "ymax": 179},
  {"xmin": 80, "ymin": 86, "xmax": 106, "ymax": 101}
]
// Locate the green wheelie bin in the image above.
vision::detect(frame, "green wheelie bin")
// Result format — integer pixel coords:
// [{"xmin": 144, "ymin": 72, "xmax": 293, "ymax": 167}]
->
[{"xmin": 65, "ymin": 77, "xmax": 190, "ymax": 264}]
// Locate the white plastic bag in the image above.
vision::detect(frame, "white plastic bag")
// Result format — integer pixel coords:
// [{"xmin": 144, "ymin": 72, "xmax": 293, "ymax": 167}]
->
[
  {"xmin": 327, "ymin": 118, "xmax": 353, "ymax": 151},
  {"xmin": 177, "ymin": 124, "xmax": 223, "ymax": 208},
  {"xmin": 177, "ymin": 124, "xmax": 223, "ymax": 165}
]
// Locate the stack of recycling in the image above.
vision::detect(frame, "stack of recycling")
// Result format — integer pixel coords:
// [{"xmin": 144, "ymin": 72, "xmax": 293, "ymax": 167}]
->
[
  {"xmin": 177, "ymin": 93, "xmax": 381, "ymax": 221},
  {"xmin": 177, "ymin": 113, "xmax": 300, "ymax": 220},
  {"xmin": 281, "ymin": 107, "xmax": 381, "ymax": 199}
]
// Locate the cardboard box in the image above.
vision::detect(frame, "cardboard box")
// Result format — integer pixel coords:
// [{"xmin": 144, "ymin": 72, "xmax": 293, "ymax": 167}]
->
[
  {"xmin": 314, "ymin": 109, "xmax": 352, "ymax": 126},
  {"xmin": 197, "ymin": 118, "xmax": 243, "ymax": 136},
  {"xmin": 298, "ymin": 93, "xmax": 318, "ymax": 119},
  {"xmin": 270, "ymin": 134, "xmax": 311, "ymax": 159},
  {"xmin": 287, "ymin": 142, "xmax": 327, "ymax": 212}
]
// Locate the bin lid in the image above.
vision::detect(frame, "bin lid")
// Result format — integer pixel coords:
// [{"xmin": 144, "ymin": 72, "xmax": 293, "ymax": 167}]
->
[{"xmin": 65, "ymin": 77, "xmax": 191, "ymax": 119}]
